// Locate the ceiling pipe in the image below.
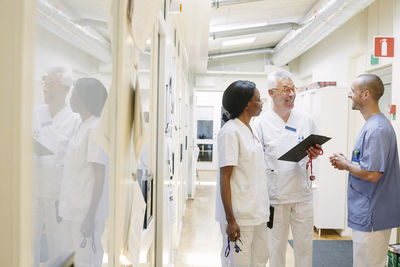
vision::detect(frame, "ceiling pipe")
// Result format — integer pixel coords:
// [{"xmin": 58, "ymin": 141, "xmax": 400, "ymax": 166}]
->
[
  {"xmin": 75, "ymin": 19, "xmax": 108, "ymax": 29},
  {"xmin": 212, "ymin": 0, "xmax": 265, "ymax": 8},
  {"xmin": 271, "ymin": 0, "xmax": 375, "ymax": 66},
  {"xmin": 208, "ymin": 47, "xmax": 273, "ymax": 60},
  {"xmin": 36, "ymin": 0, "xmax": 112, "ymax": 63},
  {"xmin": 210, "ymin": 22, "xmax": 299, "ymax": 39}
]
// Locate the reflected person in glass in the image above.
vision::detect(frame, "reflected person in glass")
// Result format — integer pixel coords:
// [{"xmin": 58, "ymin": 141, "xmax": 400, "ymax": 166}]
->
[
  {"xmin": 32, "ymin": 67, "xmax": 81, "ymax": 267},
  {"xmin": 58, "ymin": 78, "xmax": 109, "ymax": 267}
]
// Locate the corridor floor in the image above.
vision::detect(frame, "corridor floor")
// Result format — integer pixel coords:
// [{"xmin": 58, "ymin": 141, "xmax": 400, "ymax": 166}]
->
[{"xmin": 174, "ymin": 171, "xmax": 350, "ymax": 267}]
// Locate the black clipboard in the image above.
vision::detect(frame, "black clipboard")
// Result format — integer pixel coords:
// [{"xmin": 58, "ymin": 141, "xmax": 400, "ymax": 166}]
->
[
  {"xmin": 277, "ymin": 134, "xmax": 331, "ymax": 162},
  {"xmin": 33, "ymin": 139, "xmax": 54, "ymax": 156}
]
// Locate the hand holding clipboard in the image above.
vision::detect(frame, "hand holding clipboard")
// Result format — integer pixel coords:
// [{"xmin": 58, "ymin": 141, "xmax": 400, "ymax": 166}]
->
[{"xmin": 278, "ymin": 134, "xmax": 331, "ymax": 162}]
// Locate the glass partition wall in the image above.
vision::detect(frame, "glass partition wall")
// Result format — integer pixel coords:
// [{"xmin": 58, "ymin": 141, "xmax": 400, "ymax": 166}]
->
[{"xmin": 32, "ymin": 1, "xmax": 112, "ymax": 266}]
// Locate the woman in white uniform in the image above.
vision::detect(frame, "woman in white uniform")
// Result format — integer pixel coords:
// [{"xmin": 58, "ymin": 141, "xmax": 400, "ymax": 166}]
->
[
  {"xmin": 216, "ymin": 80, "xmax": 270, "ymax": 267},
  {"xmin": 58, "ymin": 78, "xmax": 108, "ymax": 267}
]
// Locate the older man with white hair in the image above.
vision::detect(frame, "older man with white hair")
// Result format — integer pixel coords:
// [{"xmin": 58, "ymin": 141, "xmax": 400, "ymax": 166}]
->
[
  {"xmin": 252, "ymin": 70, "xmax": 322, "ymax": 267},
  {"xmin": 32, "ymin": 67, "xmax": 81, "ymax": 267}
]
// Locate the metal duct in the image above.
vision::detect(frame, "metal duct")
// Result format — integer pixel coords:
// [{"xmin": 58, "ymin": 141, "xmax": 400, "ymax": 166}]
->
[
  {"xmin": 208, "ymin": 47, "xmax": 273, "ymax": 60},
  {"xmin": 75, "ymin": 19, "xmax": 108, "ymax": 29},
  {"xmin": 212, "ymin": 0, "xmax": 265, "ymax": 8},
  {"xmin": 36, "ymin": 0, "xmax": 112, "ymax": 63},
  {"xmin": 271, "ymin": 0, "xmax": 375, "ymax": 66},
  {"xmin": 210, "ymin": 22, "xmax": 299, "ymax": 39}
]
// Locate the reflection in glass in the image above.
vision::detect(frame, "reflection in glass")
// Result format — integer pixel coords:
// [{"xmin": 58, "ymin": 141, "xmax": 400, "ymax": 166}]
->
[
  {"xmin": 197, "ymin": 144, "xmax": 213, "ymax": 162},
  {"xmin": 58, "ymin": 78, "xmax": 109, "ymax": 266},
  {"xmin": 33, "ymin": 0, "xmax": 113, "ymax": 264},
  {"xmin": 137, "ymin": 42, "xmax": 153, "ymax": 230},
  {"xmin": 32, "ymin": 68, "xmax": 109, "ymax": 267},
  {"xmin": 197, "ymin": 120, "xmax": 213, "ymax": 139},
  {"xmin": 32, "ymin": 67, "xmax": 81, "ymax": 267}
]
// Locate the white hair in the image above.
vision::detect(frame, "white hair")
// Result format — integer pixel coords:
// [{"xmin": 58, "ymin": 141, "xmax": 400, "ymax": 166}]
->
[
  {"xmin": 267, "ymin": 70, "xmax": 294, "ymax": 90},
  {"xmin": 43, "ymin": 66, "xmax": 73, "ymax": 89}
]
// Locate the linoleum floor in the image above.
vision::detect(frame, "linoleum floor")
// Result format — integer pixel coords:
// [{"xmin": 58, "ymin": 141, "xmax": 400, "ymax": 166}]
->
[{"xmin": 175, "ymin": 171, "xmax": 349, "ymax": 267}]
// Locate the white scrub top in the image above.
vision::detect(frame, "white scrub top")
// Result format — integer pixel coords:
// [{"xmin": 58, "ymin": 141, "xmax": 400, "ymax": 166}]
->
[
  {"xmin": 59, "ymin": 116, "xmax": 109, "ymax": 222},
  {"xmin": 32, "ymin": 104, "xmax": 81, "ymax": 198},
  {"xmin": 251, "ymin": 109, "xmax": 318, "ymax": 204},
  {"xmin": 215, "ymin": 118, "xmax": 270, "ymax": 226}
]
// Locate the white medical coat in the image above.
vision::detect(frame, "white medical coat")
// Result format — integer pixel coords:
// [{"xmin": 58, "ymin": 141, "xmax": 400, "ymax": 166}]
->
[
  {"xmin": 32, "ymin": 105, "xmax": 81, "ymax": 198},
  {"xmin": 59, "ymin": 116, "xmax": 109, "ymax": 222},
  {"xmin": 252, "ymin": 109, "xmax": 318, "ymax": 204},
  {"xmin": 215, "ymin": 118, "xmax": 270, "ymax": 226}
]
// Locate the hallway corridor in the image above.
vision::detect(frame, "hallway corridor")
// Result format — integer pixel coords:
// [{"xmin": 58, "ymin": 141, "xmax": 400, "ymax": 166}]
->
[
  {"xmin": 175, "ymin": 183, "xmax": 221, "ymax": 266},
  {"xmin": 175, "ymin": 172, "xmax": 221, "ymax": 267},
  {"xmin": 174, "ymin": 171, "xmax": 296, "ymax": 267},
  {"xmin": 174, "ymin": 171, "xmax": 353, "ymax": 266}
]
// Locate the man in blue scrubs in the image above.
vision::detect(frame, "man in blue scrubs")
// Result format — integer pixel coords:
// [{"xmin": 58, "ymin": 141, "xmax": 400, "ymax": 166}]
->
[{"xmin": 330, "ymin": 74, "xmax": 400, "ymax": 267}]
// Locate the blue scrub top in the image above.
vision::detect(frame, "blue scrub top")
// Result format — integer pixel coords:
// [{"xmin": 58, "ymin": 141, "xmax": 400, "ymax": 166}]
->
[{"xmin": 348, "ymin": 113, "xmax": 400, "ymax": 232}]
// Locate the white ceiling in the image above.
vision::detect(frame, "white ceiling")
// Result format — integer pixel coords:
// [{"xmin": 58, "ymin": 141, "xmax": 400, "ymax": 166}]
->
[
  {"xmin": 46, "ymin": 0, "xmax": 210, "ymax": 72},
  {"xmin": 58, "ymin": 0, "xmax": 108, "ymax": 21},
  {"xmin": 209, "ymin": 0, "xmax": 319, "ymax": 55},
  {"xmin": 41, "ymin": 0, "xmax": 345, "ymax": 72}
]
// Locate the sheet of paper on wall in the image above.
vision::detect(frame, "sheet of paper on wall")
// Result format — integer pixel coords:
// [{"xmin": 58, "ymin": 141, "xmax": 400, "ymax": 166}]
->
[
  {"xmin": 278, "ymin": 134, "xmax": 331, "ymax": 162},
  {"xmin": 133, "ymin": 74, "xmax": 147, "ymax": 160},
  {"xmin": 168, "ymin": 185, "xmax": 176, "ymax": 225},
  {"xmin": 127, "ymin": 0, "xmax": 163, "ymax": 51},
  {"xmin": 127, "ymin": 180, "xmax": 146, "ymax": 266}
]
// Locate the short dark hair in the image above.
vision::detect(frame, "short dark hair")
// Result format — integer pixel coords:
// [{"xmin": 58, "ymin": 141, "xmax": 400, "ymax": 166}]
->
[
  {"xmin": 222, "ymin": 80, "xmax": 256, "ymax": 122},
  {"xmin": 357, "ymin": 74, "xmax": 384, "ymax": 101},
  {"xmin": 74, "ymin": 78, "xmax": 108, "ymax": 116}
]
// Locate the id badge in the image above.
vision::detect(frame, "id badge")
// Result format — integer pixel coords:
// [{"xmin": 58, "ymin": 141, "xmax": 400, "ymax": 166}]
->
[{"xmin": 351, "ymin": 150, "xmax": 361, "ymax": 163}]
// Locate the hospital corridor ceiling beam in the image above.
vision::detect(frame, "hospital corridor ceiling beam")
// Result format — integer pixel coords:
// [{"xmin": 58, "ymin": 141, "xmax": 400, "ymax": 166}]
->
[
  {"xmin": 271, "ymin": 0, "xmax": 376, "ymax": 66},
  {"xmin": 36, "ymin": 0, "xmax": 111, "ymax": 62},
  {"xmin": 209, "ymin": 22, "xmax": 300, "ymax": 40},
  {"xmin": 211, "ymin": 0, "xmax": 265, "ymax": 8},
  {"xmin": 208, "ymin": 47, "xmax": 273, "ymax": 61},
  {"xmin": 207, "ymin": 0, "xmax": 376, "ymax": 64}
]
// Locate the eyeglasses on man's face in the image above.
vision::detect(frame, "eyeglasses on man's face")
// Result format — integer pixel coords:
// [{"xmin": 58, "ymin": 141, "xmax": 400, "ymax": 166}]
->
[{"xmin": 272, "ymin": 86, "xmax": 297, "ymax": 95}]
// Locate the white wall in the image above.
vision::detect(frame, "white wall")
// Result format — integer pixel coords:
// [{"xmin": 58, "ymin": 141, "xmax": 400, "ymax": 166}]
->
[
  {"xmin": 289, "ymin": 10, "xmax": 368, "ymax": 87},
  {"xmin": 290, "ymin": 0, "xmax": 395, "ymax": 153},
  {"xmin": 290, "ymin": 0, "xmax": 393, "ymax": 89},
  {"xmin": 196, "ymin": 73, "xmax": 268, "ymax": 102},
  {"xmin": 0, "ymin": 0, "xmax": 35, "ymax": 265},
  {"xmin": 208, "ymin": 54, "xmax": 267, "ymax": 72}
]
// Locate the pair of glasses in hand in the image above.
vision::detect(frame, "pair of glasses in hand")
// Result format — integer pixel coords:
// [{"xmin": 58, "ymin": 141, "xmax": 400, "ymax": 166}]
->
[
  {"xmin": 80, "ymin": 233, "xmax": 97, "ymax": 254},
  {"xmin": 224, "ymin": 236, "xmax": 243, "ymax": 257}
]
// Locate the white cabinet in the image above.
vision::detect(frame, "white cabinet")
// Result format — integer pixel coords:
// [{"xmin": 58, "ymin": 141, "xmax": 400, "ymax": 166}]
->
[{"xmin": 296, "ymin": 87, "xmax": 349, "ymax": 232}]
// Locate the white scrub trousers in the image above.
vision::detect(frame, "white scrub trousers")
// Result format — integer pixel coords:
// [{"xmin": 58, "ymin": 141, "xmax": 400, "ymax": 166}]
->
[
  {"xmin": 32, "ymin": 197, "xmax": 65, "ymax": 267},
  {"xmin": 220, "ymin": 223, "xmax": 269, "ymax": 267},
  {"xmin": 268, "ymin": 201, "xmax": 313, "ymax": 267},
  {"xmin": 352, "ymin": 228, "xmax": 391, "ymax": 267}
]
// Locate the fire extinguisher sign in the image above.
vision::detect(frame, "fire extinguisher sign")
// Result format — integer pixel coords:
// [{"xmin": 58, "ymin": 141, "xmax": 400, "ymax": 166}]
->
[{"xmin": 374, "ymin": 36, "xmax": 395, "ymax": 58}]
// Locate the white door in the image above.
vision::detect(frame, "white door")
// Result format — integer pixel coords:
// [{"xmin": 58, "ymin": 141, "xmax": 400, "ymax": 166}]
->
[{"xmin": 195, "ymin": 92, "xmax": 223, "ymax": 170}]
